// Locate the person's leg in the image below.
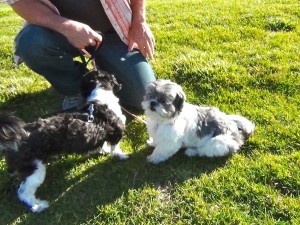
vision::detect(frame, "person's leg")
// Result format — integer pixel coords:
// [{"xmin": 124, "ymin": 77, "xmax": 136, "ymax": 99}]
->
[
  {"xmin": 94, "ymin": 32, "xmax": 156, "ymax": 110},
  {"xmin": 14, "ymin": 24, "xmax": 87, "ymax": 96},
  {"xmin": 15, "ymin": 26, "xmax": 155, "ymax": 110}
]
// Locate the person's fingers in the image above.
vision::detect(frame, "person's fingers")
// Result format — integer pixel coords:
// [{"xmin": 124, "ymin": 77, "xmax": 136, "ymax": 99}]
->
[
  {"xmin": 144, "ymin": 32, "xmax": 155, "ymax": 59},
  {"xmin": 145, "ymin": 42, "xmax": 154, "ymax": 60},
  {"xmin": 128, "ymin": 39, "xmax": 136, "ymax": 52},
  {"xmin": 148, "ymin": 36, "xmax": 155, "ymax": 59},
  {"xmin": 89, "ymin": 39, "xmax": 96, "ymax": 46},
  {"xmin": 88, "ymin": 31, "xmax": 103, "ymax": 48},
  {"xmin": 150, "ymin": 36, "xmax": 155, "ymax": 52},
  {"xmin": 152, "ymin": 35, "xmax": 156, "ymax": 47},
  {"xmin": 140, "ymin": 34, "xmax": 155, "ymax": 59},
  {"xmin": 137, "ymin": 43, "xmax": 153, "ymax": 60},
  {"xmin": 92, "ymin": 31, "xmax": 103, "ymax": 42},
  {"xmin": 127, "ymin": 36, "xmax": 154, "ymax": 59}
]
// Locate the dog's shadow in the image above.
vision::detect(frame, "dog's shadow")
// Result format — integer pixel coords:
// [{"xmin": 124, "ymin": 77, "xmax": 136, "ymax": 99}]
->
[
  {"xmin": 10, "ymin": 149, "xmax": 229, "ymax": 225},
  {"xmin": 0, "ymin": 90, "xmax": 244, "ymax": 225}
]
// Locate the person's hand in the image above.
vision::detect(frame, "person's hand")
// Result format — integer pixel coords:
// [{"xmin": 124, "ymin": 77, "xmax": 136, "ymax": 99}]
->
[
  {"xmin": 128, "ymin": 21, "xmax": 155, "ymax": 60},
  {"xmin": 60, "ymin": 20, "xmax": 102, "ymax": 49}
]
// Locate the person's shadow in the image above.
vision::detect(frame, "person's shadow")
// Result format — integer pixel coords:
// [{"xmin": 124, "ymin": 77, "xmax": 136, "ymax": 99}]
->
[
  {"xmin": 0, "ymin": 88, "xmax": 238, "ymax": 225},
  {"xmin": 0, "ymin": 87, "xmax": 63, "ymax": 122}
]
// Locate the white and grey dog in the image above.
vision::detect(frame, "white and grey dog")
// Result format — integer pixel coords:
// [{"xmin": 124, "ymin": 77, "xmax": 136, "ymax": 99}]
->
[{"xmin": 142, "ymin": 79, "xmax": 255, "ymax": 164}]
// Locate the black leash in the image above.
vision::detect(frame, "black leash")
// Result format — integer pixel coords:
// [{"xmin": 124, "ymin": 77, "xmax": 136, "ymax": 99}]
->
[
  {"xmin": 79, "ymin": 31, "xmax": 105, "ymax": 70},
  {"xmin": 78, "ymin": 32, "xmax": 147, "ymax": 125},
  {"xmin": 121, "ymin": 106, "xmax": 147, "ymax": 124}
]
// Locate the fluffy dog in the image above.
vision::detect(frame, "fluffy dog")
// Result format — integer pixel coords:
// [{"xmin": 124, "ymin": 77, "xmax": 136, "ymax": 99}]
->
[
  {"xmin": 142, "ymin": 79, "xmax": 255, "ymax": 164},
  {"xmin": 0, "ymin": 70, "xmax": 128, "ymax": 212}
]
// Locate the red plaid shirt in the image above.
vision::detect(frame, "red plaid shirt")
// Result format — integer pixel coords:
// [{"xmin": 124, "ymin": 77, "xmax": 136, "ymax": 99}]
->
[{"xmin": 100, "ymin": 0, "xmax": 131, "ymax": 44}]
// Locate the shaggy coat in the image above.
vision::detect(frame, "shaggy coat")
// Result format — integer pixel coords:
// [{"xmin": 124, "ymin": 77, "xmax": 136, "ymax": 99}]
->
[
  {"xmin": 0, "ymin": 70, "xmax": 127, "ymax": 212},
  {"xmin": 142, "ymin": 79, "xmax": 255, "ymax": 164}
]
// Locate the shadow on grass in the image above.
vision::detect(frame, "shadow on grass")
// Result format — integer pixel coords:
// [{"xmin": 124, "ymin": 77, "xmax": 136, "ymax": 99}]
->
[
  {"xmin": 0, "ymin": 141, "xmax": 230, "ymax": 225},
  {"xmin": 0, "ymin": 149, "xmax": 230, "ymax": 225},
  {"xmin": 0, "ymin": 90, "xmax": 236, "ymax": 225},
  {"xmin": 0, "ymin": 87, "xmax": 62, "ymax": 122}
]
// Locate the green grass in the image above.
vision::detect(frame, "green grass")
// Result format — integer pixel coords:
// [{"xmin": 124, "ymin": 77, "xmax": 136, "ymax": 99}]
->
[{"xmin": 0, "ymin": 0, "xmax": 299, "ymax": 224}]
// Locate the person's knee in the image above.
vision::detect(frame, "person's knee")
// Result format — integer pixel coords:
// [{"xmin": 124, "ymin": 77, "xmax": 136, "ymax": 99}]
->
[
  {"xmin": 15, "ymin": 25, "xmax": 68, "ymax": 62},
  {"xmin": 118, "ymin": 66, "xmax": 156, "ymax": 109},
  {"xmin": 15, "ymin": 25, "xmax": 46, "ymax": 60},
  {"xmin": 94, "ymin": 38, "xmax": 156, "ymax": 109}
]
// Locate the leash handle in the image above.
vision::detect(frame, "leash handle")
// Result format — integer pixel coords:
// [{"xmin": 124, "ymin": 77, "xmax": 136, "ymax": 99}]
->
[
  {"xmin": 80, "ymin": 31, "xmax": 105, "ymax": 68},
  {"xmin": 79, "ymin": 34, "xmax": 147, "ymax": 126}
]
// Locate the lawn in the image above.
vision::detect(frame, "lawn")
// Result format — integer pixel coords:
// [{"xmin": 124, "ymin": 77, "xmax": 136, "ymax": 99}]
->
[{"xmin": 0, "ymin": 0, "xmax": 299, "ymax": 224}]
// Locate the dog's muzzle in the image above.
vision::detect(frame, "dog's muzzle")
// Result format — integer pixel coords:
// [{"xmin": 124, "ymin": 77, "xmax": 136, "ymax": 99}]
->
[{"xmin": 150, "ymin": 100, "xmax": 158, "ymax": 111}]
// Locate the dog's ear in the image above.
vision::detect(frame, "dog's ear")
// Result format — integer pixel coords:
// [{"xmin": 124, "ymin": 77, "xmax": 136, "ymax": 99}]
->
[
  {"xmin": 80, "ymin": 71, "xmax": 98, "ymax": 98},
  {"xmin": 109, "ymin": 74, "xmax": 122, "ymax": 92},
  {"xmin": 173, "ymin": 91, "xmax": 185, "ymax": 112},
  {"xmin": 147, "ymin": 81, "xmax": 157, "ymax": 89},
  {"xmin": 113, "ymin": 82, "xmax": 122, "ymax": 93}
]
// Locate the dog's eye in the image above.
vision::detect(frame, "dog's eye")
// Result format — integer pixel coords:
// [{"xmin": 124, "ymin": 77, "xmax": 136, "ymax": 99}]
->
[
  {"xmin": 159, "ymin": 99, "xmax": 166, "ymax": 104},
  {"xmin": 146, "ymin": 93, "xmax": 153, "ymax": 99}
]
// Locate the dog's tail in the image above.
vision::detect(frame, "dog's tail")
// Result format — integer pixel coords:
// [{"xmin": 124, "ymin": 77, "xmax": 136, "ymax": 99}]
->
[
  {"xmin": 227, "ymin": 115, "xmax": 255, "ymax": 140},
  {"xmin": 0, "ymin": 112, "xmax": 27, "ymax": 152}
]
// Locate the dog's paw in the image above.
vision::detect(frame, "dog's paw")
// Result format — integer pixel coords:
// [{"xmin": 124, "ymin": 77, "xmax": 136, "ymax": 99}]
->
[
  {"xmin": 101, "ymin": 142, "xmax": 129, "ymax": 160},
  {"xmin": 111, "ymin": 144, "xmax": 129, "ymax": 160},
  {"xmin": 185, "ymin": 147, "xmax": 198, "ymax": 157},
  {"xmin": 30, "ymin": 200, "xmax": 49, "ymax": 213},
  {"xmin": 146, "ymin": 138, "xmax": 156, "ymax": 147},
  {"xmin": 146, "ymin": 154, "xmax": 165, "ymax": 164},
  {"xmin": 114, "ymin": 151, "xmax": 129, "ymax": 160},
  {"xmin": 100, "ymin": 142, "xmax": 111, "ymax": 154}
]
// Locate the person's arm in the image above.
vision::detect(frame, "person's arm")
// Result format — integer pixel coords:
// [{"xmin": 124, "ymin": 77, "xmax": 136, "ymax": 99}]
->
[
  {"xmin": 128, "ymin": 0, "xmax": 155, "ymax": 60},
  {"xmin": 10, "ymin": 0, "xmax": 102, "ymax": 49}
]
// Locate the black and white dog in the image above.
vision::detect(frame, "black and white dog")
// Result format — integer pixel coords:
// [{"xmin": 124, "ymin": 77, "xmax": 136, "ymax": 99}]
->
[
  {"xmin": 142, "ymin": 79, "xmax": 255, "ymax": 164},
  {"xmin": 0, "ymin": 70, "xmax": 128, "ymax": 212}
]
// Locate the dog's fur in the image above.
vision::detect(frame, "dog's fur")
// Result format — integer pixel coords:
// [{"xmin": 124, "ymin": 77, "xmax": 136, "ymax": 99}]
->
[
  {"xmin": 142, "ymin": 79, "xmax": 255, "ymax": 164},
  {"xmin": 0, "ymin": 70, "xmax": 128, "ymax": 212}
]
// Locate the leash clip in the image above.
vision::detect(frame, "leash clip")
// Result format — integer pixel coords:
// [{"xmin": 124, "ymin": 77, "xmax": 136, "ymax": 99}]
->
[{"xmin": 87, "ymin": 104, "xmax": 94, "ymax": 122}]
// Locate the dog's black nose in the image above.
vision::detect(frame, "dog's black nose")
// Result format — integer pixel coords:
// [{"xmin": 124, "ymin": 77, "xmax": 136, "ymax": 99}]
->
[
  {"xmin": 150, "ymin": 101, "xmax": 158, "ymax": 111},
  {"xmin": 150, "ymin": 101, "xmax": 157, "ymax": 108}
]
